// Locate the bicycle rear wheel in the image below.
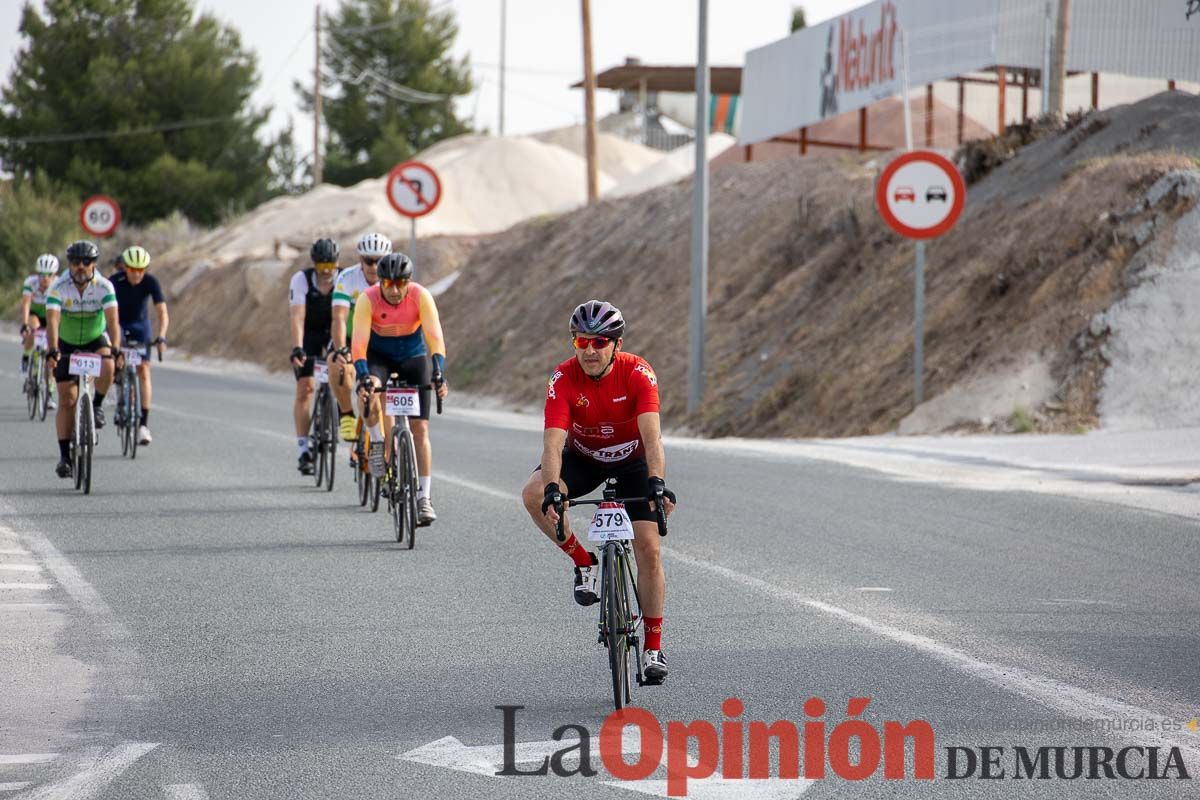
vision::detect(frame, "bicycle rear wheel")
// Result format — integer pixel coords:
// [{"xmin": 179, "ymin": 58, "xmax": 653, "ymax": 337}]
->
[
  {"xmin": 78, "ymin": 393, "xmax": 94, "ymax": 495},
  {"xmin": 355, "ymin": 425, "xmax": 370, "ymax": 506},
  {"xmin": 39, "ymin": 362, "xmax": 52, "ymax": 421},
  {"xmin": 310, "ymin": 390, "xmax": 325, "ymax": 488},
  {"xmin": 322, "ymin": 395, "xmax": 337, "ymax": 491},
  {"xmin": 119, "ymin": 374, "xmax": 130, "ymax": 457},
  {"xmin": 603, "ymin": 544, "xmax": 632, "ymax": 710},
  {"xmin": 129, "ymin": 371, "xmax": 141, "ymax": 460},
  {"xmin": 26, "ymin": 363, "xmax": 39, "ymax": 420},
  {"xmin": 389, "ymin": 428, "xmax": 405, "ymax": 543}
]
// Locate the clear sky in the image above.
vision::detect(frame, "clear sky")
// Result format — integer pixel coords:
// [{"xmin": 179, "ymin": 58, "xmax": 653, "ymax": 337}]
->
[{"xmin": 0, "ymin": 0, "xmax": 863, "ymax": 153}]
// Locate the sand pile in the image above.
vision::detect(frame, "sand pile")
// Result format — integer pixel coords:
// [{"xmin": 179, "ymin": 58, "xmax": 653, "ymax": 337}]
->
[
  {"xmin": 176, "ymin": 132, "xmax": 664, "ymax": 268},
  {"xmin": 606, "ymin": 133, "xmax": 737, "ymax": 198}
]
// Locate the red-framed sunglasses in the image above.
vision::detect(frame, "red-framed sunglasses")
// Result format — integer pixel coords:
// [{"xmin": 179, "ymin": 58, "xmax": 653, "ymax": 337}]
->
[{"xmin": 572, "ymin": 335, "xmax": 614, "ymax": 350}]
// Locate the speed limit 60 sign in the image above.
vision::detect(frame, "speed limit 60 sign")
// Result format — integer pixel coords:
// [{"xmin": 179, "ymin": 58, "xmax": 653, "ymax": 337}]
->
[{"xmin": 79, "ymin": 195, "xmax": 121, "ymax": 238}]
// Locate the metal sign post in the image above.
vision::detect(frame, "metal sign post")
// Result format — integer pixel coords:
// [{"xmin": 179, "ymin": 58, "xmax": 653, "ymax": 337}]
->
[
  {"xmin": 901, "ymin": 30, "xmax": 926, "ymax": 405},
  {"xmin": 688, "ymin": 0, "xmax": 709, "ymax": 416}
]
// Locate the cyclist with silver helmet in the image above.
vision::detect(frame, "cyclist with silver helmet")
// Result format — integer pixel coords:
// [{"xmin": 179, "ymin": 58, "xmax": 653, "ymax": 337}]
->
[
  {"xmin": 18, "ymin": 254, "xmax": 62, "ymax": 410},
  {"xmin": 45, "ymin": 241, "xmax": 122, "ymax": 479},
  {"xmin": 289, "ymin": 238, "xmax": 341, "ymax": 476},
  {"xmin": 330, "ymin": 232, "xmax": 390, "ymax": 442},
  {"xmin": 350, "ymin": 252, "xmax": 448, "ymax": 526},
  {"xmin": 520, "ymin": 300, "xmax": 677, "ymax": 684},
  {"xmin": 111, "ymin": 246, "xmax": 168, "ymax": 446}
]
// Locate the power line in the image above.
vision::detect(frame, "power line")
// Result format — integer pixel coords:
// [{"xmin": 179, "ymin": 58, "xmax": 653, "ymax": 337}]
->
[{"xmin": 1, "ymin": 115, "xmax": 238, "ymax": 145}]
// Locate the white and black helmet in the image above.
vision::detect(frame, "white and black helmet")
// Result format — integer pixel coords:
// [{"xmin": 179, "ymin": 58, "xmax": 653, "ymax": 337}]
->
[
  {"xmin": 356, "ymin": 232, "xmax": 392, "ymax": 258},
  {"xmin": 35, "ymin": 254, "xmax": 60, "ymax": 274},
  {"xmin": 569, "ymin": 300, "xmax": 625, "ymax": 338}
]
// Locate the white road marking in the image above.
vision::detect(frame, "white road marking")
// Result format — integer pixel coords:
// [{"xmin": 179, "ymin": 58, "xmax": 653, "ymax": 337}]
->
[
  {"xmin": 0, "ymin": 603, "xmax": 64, "ymax": 610},
  {"xmin": 855, "ymin": 586, "xmax": 893, "ymax": 592},
  {"xmin": 0, "ymin": 754, "xmax": 56, "ymax": 765},
  {"xmin": 399, "ymin": 731, "xmax": 645, "ymax": 777},
  {"xmin": 0, "ymin": 783, "xmax": 31, "ymax": 792},
  {"xmin": 0, "ymin": 583, "xmax": 50, "ymax": 591},
  {"xmin": 18, "ymin": 742, "xmax": 158, "ymax": 800},
  {"xmin": 439, "ymin": 473, "xmax": 1200, "ymax": 761},
  {"xmin": 0, "ymin": 549, "xmax": 31, "ymax": 555},
  {"xmin": 0, "ymin": 564, "xmax": 40, "ymax": 572},
  {"xmin": 437, "ymin": 473, "xmax": 517, "ymax": 502},
  {"xmin": 164, "ymin": 783, "xmax": 209, "ymax": 800}
]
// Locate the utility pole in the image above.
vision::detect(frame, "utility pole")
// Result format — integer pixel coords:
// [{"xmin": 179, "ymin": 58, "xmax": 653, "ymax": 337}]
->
[
  {"xmin": 499, "ymin": 0, "xmax": 507, "ymax": 136},
  {"xmin": 580, "ymin": 0, "xmax": 599, "ymax": 203},
  {"xmin": 688, "ymin": 0, "xmax": 709, "ymax": 415},
  {"xmin": 1048, "ymin": 0, "xmax": 1071, "ymax": 119},
  {"xmin": 313, "ymin": 4, "xmax": 323, "ymax": 185}
]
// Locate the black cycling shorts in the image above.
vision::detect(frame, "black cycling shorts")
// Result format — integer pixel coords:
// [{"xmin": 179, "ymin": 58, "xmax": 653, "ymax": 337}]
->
[
  {"xmin": 54, "ymin": 335, "xmax": 111, "ymax": 383},
  {"xmin": 31, "ymin": 312, "xmax": 46, "ymax": 328},
  {"xmin": 367, "ymin": 352, "xmax": 432, "ymax": 421},
  {"xmin": 536, "ymin": 449, "xmax": 654, "ymax": 523},
  {"xmin": 121, "ymin": 324, "xmax": 153, "ymax": 360}
]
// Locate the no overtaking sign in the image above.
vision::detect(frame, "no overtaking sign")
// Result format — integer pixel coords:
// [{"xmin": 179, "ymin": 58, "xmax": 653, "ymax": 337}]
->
[{"xmin": 875, "ymin": 151, "xmax": 965, "ymax": 240}]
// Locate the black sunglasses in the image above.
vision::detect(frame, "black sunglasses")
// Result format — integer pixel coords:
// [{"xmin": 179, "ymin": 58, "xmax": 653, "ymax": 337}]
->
[{"xmin": 69, "ymin": 257, "xmax": 97, "ymax": 266}]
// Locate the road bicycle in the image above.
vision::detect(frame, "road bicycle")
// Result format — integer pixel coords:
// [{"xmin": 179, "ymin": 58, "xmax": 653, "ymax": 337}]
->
[
  {"xmin": 114, "ymin": 338, "xmax": 162, "ymax": 459},
  {"xmin": 62, "ymin": 350, "xmax": 109, "ymax": 495},
  {"xmin": 24, "ymin": 329, "xmax": 53, "ymax": 421},
  {"xmin": 555, "ymin": 478, "xmax": 668, "ymax": 710},
  {"xmin": 308, "ymin": 357, "xmax": 338, "ymax": 491},
  {"xmin": 373, "ymin": 376, "xmax": 442, "ymax": 548}
]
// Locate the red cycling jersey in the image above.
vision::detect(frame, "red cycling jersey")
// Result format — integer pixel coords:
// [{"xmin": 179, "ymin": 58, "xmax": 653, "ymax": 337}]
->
[{"xmin": 544, "ymin": 351, "xmax": 660, "ymax": 464}]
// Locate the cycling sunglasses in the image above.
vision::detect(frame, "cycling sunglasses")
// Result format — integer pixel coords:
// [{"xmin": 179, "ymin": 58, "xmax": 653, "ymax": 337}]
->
[
  {"xmin": 314, "ymin": 261, "xmax": 338, "ymax": 272},
  {"xmin": 572, "ymin": 335, "xmax": 614, "ymax": 350},
  {"xmin": 361, "ymin": 257, "xmax": 381, "ymax": 267},
  {"xmin": 381, "ymin": 277, "xmax": 409, "ymax": 290},
  {"xmin": 68, "ymin": 257, "xmax": 97, "ymax": 266}
]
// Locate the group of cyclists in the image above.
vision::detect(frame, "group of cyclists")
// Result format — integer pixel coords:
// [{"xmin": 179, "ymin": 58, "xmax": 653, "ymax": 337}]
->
[
  {"xmin": 15, "ymin": 230, "xmax": 677, "ymax": 685},
  {"xmin": 18, "ymin": 240, "xmax": 168, "ymax": 477}
]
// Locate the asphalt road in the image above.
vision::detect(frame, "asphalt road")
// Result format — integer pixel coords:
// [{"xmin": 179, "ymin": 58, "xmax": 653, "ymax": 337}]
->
[{"xmin": 1, "ymin": 338, "xmax": 1198, "ymax": 799}]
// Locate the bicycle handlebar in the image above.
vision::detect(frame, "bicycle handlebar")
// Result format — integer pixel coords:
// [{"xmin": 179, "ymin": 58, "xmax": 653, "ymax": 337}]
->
[
  {"xmin": 364, "ymin": 378, "xmax": 444, "ymax": 416},
  {"xmin": 552, "ymin": 494, "xmax": 668, "ymax": 539}
]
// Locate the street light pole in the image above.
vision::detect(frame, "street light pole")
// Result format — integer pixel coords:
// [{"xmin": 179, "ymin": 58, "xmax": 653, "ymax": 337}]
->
[
  {"xmin": 688, "ymin": 0, "xmax": 709, "ymax": 415},
  {"xmin": 499, "ymin": 0, "xmax": 507, "ymax": 136}
]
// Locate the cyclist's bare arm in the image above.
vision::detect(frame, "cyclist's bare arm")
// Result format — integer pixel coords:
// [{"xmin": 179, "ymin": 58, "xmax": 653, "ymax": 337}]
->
[
  {"xmin": 104, "ymin": 306, "xmax": 122, "ymax": 351},
  {"xmin": 46, "ymin": 307, "xmax": 61, "ymax": 353},
  {"xmin": 153, "ymin": 301, "xmax": 169, "ymax": 345},
  {"xmin": 331, "ymin": 306, "xmax": 348, "ymax": 351},
  {"xmin": 637, "ymin": 412, "xmax": 675, "ymax": 514},
  {"xmin": 541, "ymin": 428, "xmax": 567, "ymax": 488},
  {"xmin": 289, "ymin": 305, "xmax": 305, "ymax": 353},
  {"xmin": 19, "ymin": 294, "xmax": 31, "ymax": 328}
]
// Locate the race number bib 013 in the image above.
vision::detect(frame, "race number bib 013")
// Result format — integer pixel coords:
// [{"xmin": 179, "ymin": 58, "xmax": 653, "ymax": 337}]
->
[
  {"xmin": 124, "ymin": 349, "xmax": 142, "ymax": 367},
  {"xmin": 588, "ymin": 501, "xmax": 636, "ymax": 542},
  {"xmin": 385, "ymin": 387, "xmax": 419, "ymax": 417},
  {"xmin": 34, "ymin": 330, "xmax": 48, "ymax": 349},
  {"xmin": 313, "ymin": 361, "xmax": 329, "ymax": 384},
  {"xmin": 68, "ymin": 352, "xmax": 102, "ymax": 377}
]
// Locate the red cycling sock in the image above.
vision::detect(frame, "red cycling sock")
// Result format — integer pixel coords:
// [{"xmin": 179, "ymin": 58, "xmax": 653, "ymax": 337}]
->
[
  {"xmin": 644, "ymin": 617, "xmax": 663, "ymax": 651},
  {"xmin": 558, "ymin": 534, "xmax": 593, "ymax": 568}
]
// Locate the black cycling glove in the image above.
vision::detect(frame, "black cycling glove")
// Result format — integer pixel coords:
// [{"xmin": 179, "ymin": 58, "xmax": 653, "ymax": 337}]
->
[
  {"xmin": 290, "ymin": 346, "xmax": 307, "ymax": 364},
  {"xmin": 647, "ymin": 476, "xmax": 676, "ymax": 506},
  {"xmin": 542, "ymin": 482, "xmax": 563, "ymax": 515}
]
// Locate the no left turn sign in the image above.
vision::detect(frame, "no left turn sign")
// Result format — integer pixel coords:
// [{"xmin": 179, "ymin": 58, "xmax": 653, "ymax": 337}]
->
[
  {"xmin": 79, "ymin": 195, "xmax": 121, "ymax": 238},
  {"xmin": 875, "ymin": 151, "xmax": 965, "ymax": 240},
  {"xmin": 386, "ymin": 161, "xmax": 442, "ymax": 219}
]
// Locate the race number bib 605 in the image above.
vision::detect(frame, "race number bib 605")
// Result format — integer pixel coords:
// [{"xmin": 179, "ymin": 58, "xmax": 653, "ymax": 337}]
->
[
  {"xmin": 34, "ymin": 330, "xmax": 48, "ymax": 349},
  {"xmin": 588, "ymin": 501, "xmax": 635, "ymax": 542},
  {"xmin": 68, "ymin": 352, "xmax": 102, "ymax": 377},
  {"xmin": 385, "ymin": 387, "xmax": 419, "ymax": 417},
  {"xmin": 125, "ymin": 349, "xmax": 142, "ymax": 367},
  {"xmin": 313, "ymin": 361, "xmax": 329, "ymax": 384}
]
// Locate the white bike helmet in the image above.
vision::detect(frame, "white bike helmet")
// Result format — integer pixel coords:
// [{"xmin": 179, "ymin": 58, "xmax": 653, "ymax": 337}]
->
[
  {"xmin": 356, "ymin": 232, "xmax": 392, "ymax": 258},
  {"xmin": 35, "ymin": 254, "xmax": 59, "ymax": 274}
]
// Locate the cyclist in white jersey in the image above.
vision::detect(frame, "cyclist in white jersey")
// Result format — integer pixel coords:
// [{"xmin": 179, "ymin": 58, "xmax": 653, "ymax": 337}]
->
[
  {"xmin": 19, "ymin": 254, "xmax": 61, "ymax": 411},
  {"xmin": 330, "ymin": 232, "xmax": 390, "ymax": 442}
]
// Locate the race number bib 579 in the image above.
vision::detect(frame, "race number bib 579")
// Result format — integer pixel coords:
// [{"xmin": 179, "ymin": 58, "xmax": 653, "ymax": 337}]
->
[
  {"xmin": 68, "ymin": 352, "xmax": 102, "ymax": 377},
  {"xmin": 588, "ymin": 501, "xmax": 635, "ymax": 542},
  {"xmin": 385, "ymin": 387, "xmax": 419, "ymax": 417}
]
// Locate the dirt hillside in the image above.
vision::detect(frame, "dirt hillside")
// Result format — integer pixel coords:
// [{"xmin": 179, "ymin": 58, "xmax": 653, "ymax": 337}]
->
[{"xmin": 435, "ymin": 92, "xmax": 1200, "ymax": 437}]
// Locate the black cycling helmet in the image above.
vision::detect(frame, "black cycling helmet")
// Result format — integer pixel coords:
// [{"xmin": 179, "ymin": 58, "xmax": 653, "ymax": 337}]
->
[
  {"xmin": 569, "ymin": 300, "xmax": 625, "ymax": 338},
  {"xmin": 377, "ymin": 252, "xmax": 414, "ymax": 281},
  {"xmin": 310, "ymin": 237, "xmax": 339, "ymax": 264},
  {"xmin": 66, "ymin": 240, "xmax": 100, "ymax": 262}
]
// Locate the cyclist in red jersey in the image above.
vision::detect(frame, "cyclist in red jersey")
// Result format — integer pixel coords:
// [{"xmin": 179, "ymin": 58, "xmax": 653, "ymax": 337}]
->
[{"xmin": 521, "ymin": 300, "xmax": 677, "ymax": 684}]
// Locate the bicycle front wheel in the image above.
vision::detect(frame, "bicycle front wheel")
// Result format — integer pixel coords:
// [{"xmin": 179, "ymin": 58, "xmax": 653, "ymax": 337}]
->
[
  {"xmin": 603, "ymin": 544, "xmax": 632, "ymax": 710},
  {"xmin": 323, "ymin": 396, "xmax": 337, "ymax": 492},
  {"xmin": 26, "ymin": 364, "xmax": 39, "ymax": 420},
  {"xmin": 39, "ymin": 362, "xmax": 52, "ymax": 421},
  {"xmin": 310, "ymin": 390, "xmax": 325, "ymax": 488},
  {"xmin": 397, "ymin": 427, "xmax": 418, "ymax": 550},
  {"xmin": 389, "ymin": 428, "xmax": 405, "ymax": 543},
  {"xmin": 129, "ymin": 370, "xmax": 141, "ymax": 460},
  {"xmin": 78, "ymin": 393, "xmax": 94, "ymax": 495}
]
